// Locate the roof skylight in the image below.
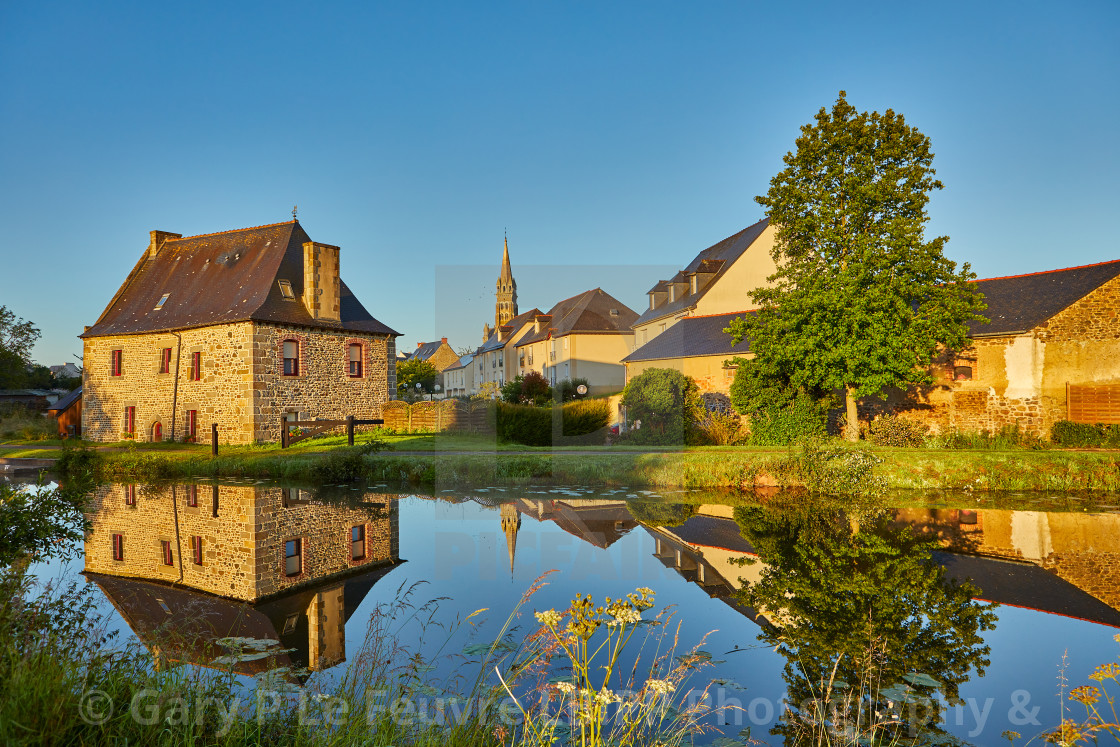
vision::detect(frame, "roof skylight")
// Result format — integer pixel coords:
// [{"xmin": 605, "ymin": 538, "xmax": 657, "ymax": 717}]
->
[
  {"xmin": 277, "ymin": 280, "xmax": 295, "ymax": 299},
  {"xmin": 154, "ymin": 293, "xmax": 170, "ymax": 310}
]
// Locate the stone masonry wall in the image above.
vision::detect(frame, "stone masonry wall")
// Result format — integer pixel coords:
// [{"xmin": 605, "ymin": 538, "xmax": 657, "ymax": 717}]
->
[
  {"xmin": 82, "ymin": 323, "xmax": 257, "ymax": 444},
  {"xmin": 894, "ymin": 274, "xmax": 1120, "ymax": 437},
  {"xmin": 84, "ymin": 482, "xmax": 398, "ymax": 603},
  {"xmin": 252, "ymin": 323, "xmax": 394, "ymax": 443}
]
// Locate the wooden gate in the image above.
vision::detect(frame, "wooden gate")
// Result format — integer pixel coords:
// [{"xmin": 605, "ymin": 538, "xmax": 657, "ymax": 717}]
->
[
  {"xmin": 1067, "ymin": 383, "xmax": 1120, "ymax": 424},
  {"xmin": 281, "ymin": 415, "xmax": 384, "ymax": 448}
]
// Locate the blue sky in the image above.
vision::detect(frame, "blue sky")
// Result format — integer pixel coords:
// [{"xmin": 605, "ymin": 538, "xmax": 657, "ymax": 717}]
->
[{"xmin": 2, "ymin": 1, "xmax": 1117, "ymax": 365}]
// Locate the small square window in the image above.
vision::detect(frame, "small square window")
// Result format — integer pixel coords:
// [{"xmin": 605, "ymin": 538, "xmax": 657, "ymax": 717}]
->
[
  {"xmin": 282, "ymin": 613, "xmax": 299, "ymax": 635},
  {"xmin": 277, "ymin": 280, "xmax": 295, "ymax": 299},
  {"xmin": 154, "ymin": 293, "xmax": 170, "ymax": 310},
  {"xmin": 284, "ymin": 539, "xmax": 302, "ymax": 577}
]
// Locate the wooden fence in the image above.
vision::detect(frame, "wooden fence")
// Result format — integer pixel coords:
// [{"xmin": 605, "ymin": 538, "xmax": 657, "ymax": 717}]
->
[
  {"xmin": 1068, "ymin": 383, "xmax": 1120, "ymax": 425},
  {"xmin": 381, "ymin": 400, "xmax": 494, "ymax": 434}
]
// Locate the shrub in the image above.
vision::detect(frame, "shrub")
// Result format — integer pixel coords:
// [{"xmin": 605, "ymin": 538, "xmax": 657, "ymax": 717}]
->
[
  {"xmin": 495, "ymin": 399, "xmax": 611, "ymax": 446},
  {"xmin": 693, "ymin": 408, "xmax": 743, "ymax": 446},
  {"xmin": 867, "ymin": 414, "xmax": 928, "ymax": 447},
  {"xmin": 1051, "ymin": 420, "xmax": 1120, "ymax": 448},
  {"xmin": 621, "ymin": 368, "xmax": 702, "ymax": 444},
  {"xmin": 627, "ymin": 501, "xmax": 698, "ymax": 527},
  {"xmin": 501, "ymin": 371, "xmax": 553, "ymax": 406},
  {"xmin": 747, "ymin": 389, "xmax": 829, "ymax": 446},
  {"xmin": 932, "ymin": 424, "xmax": 1048, "ymax": 450}
]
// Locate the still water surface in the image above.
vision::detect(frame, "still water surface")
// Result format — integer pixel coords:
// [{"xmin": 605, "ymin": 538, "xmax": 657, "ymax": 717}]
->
[{"xmin": 27, "ymin": 479, "xmax": 1120, "ymax": 745}]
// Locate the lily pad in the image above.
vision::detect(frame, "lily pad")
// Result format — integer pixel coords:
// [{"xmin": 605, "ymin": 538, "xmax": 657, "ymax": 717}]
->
[{"xmin": 902, "ymin": 672, "xmax": 941, "ymax": 689}]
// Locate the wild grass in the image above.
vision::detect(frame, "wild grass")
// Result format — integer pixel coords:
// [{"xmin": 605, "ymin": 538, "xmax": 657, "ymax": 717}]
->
[{"xmin": 0, "ymin": 406, "xmax": 55, "ymax": 443}]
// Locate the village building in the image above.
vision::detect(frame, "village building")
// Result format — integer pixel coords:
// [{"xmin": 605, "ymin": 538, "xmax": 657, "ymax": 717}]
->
[
  {"xmin": 474, "ymin": 308, "xmax": 542, "ymax": 391},
  {"xmin": 80, "ymin": 220, "xmax": 399, "ymax": 444},
  {"xmin": 623, "ymin": 217, "xmax": 777, "ymax": 394},
  {"xmin": 442, "ymin": 354, "xmax": 475, "ymax": 398},
  {"xmin": 900, "ymin": 259, "xmax": 1120, "ymax": 436},
  {"xmin": 514, "ymin": 288, "xmax": 638, "ymax": 394},
  {"xmin": 47, "ymin": 386, "xmax": 83, "ymax": 438},
  {"xmin": 83, "ymin": 482, "xmax": 400, "ymax": 673}
]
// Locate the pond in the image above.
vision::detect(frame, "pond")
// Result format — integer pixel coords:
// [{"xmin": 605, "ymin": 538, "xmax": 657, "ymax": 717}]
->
[{"xmin": 25, "ymin": 478, "xmax": 1120, "ymax": 746}]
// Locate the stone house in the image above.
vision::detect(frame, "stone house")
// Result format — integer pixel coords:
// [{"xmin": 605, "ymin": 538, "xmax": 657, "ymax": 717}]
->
[
  {"xmin": 623, "ymin": 217, "xmax": 777, "ymax": 395},
  {"xmin": 83, "ymin": 482, "xmax": 401, "ymax": 672},
  {"xmin": 900, "ymin": 259, "xmax": 1120, "ymax": 436},
  {"xmin": 80, "ymin": 221, "xmax": 399, "ymax": 444},
  {"xmin": 514, "ymin": 288, "xmax": 638, "ymax": 395}
]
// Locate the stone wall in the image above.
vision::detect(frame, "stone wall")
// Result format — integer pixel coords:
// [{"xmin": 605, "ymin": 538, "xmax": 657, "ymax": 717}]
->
[
  {"xmin": 82, "ymin": 323, "xmax": 257, "ymax": 444},
  {"xmin": 891, "ymin": 274, "xmax": 1120, "ymax": 437},
  {"xmin": 251, "ymin": 323, "xmax": 394, "ymax": 443},
  {"xmin": 82, "ymin": 322, "xmax": 395, "ymax": 444},
  {"xmin": 83, "ymin": 482, "xmax": 399, "ymax": 603}
]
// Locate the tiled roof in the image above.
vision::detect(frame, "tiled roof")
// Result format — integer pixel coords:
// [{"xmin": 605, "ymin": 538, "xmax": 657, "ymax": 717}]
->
[
  {"xmin": 969, "ymin": 259, "xmax": 1120, "ymax": 337},
  {"xmin": 477, "ymin": 309, "xmax": 541, "ymax": 353},
  {"xmin": 516, "ymin": 289, "xmax": 638, "ymax": 346},
  {"xmin": 633, "ymin": 218, "xmax": 769, "ymax": 328},
  {"xmin": 81, "ymin": 221, "xmax": 399, "ymax": 338},
  {"xmin": 411, "ymin": 340, "xmax": 451, "ymax": 361},
  {"xmin": 622, "ymin": 311, "xmax": 752, "ymax": 363},
  {"xmin": 444, "ymin": 354, "xmax": 473, "ymax": 371}
]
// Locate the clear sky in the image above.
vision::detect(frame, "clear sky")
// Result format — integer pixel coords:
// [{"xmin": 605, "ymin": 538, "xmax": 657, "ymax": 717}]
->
[{"xmin": 2, "ymin": 1, "xmax": 1117, "ymax": 365}]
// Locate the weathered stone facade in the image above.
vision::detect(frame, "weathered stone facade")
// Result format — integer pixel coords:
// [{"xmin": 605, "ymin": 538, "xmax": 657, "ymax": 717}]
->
[
  {"xmin": 82, "ymin": 322, "xmax": 395, "ymax": 444},
  {"xmin": 895, "ymin": 272, "xmax": 1120, "ymax": 437},
  {"xmin": 83, "ymin": 482, "xmax": 398, "ymax": 601}
]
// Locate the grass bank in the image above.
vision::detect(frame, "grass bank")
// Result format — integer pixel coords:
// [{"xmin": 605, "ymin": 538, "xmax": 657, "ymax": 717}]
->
[{"xmin": 50, "ymin": 436, "xmax": 1120, "ymax": 493}]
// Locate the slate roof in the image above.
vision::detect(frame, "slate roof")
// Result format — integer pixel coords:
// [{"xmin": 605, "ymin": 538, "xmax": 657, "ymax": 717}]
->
[
  {"xmin": 516, "ymin": 289, "xmax": 638, "ymax": 346},
  {"xmin": 632, "ymin": 218, "xmax": 770, "ymax": 328},
  {"xmin": 969, "ymin": 259, "xmax": 1120, "ymax": 337},
  {"xmin": 622, "ymin": 311, "xmax": 753, "ymax": 363},
  {"xmin": 81, "ymin": 221, "xmax": 399, "ymax": 338},
  {"xmin": 477, "ymin": 309, "xmax": 541, "ymax": 354},
  {"xmin": 444, "ymin": 354, "xmax": 473, "ymax": 372},
  {"xmin": 411, "ymin": 340, "xmax": 453, "ymax": 362}
]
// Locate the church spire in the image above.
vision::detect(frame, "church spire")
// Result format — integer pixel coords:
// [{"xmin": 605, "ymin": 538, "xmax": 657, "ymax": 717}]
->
[
  {"xmin": 495, "ymin": 233, "xmax": 518, "ymax": 330},
  {"xmin": 500, "ymin": 503, "xmax": 521, "ymax": 579}
]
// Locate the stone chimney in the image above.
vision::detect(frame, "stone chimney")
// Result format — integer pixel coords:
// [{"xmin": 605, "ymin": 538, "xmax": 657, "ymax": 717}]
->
[
  {"xmin": 302, "ymin": 241, "xmax": 341, "ymax": 322},
  {"xmin": 416, "ymin": 341, "xmax": 423, "ymax": 349},
  {"xmin": 148, "ymin": 230, "xmax": 182, "ymax": 259},
  {"xmin": 441, "ymin": 337, "xmax": 447, "ymax": 344}
]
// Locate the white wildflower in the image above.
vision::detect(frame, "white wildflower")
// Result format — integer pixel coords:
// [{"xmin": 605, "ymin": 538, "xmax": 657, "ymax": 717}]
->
[
  {"xmin": 594, "ymin": 687, "xmax": 623, "ymax": 706},
  {"xmin": 608, "ymin": 607, "xmax": 641, "ymax": 627},
  {"xmin": 644, "ymin": 679, "xmax": 675, "ymax": 695},
  {"xmin": 535, "ymin": 609, "xmax": 562, "ymax": 627},
  {"xmin": 636, "ymin": 587, "xmax": 654, "ymax": 596},
  {"xmin": 554, "ymin": 681, "xmax": 576, "ymax": 695}
]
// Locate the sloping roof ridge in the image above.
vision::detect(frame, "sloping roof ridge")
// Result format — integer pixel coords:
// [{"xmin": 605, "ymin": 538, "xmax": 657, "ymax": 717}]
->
[
  {"xmin": 169, "ymin": 219, "xmax": 299, "ymax": 242},
  {"xmin": 697, "ymin": 216, "xmax": 769, "ymax": 258},
  {"xmin": 970, "ymin": 257, "xmax": 1120, "ymax": 284},
  {"xmin": 685, "ymin": 309, "xmax": 757, "ymax": 320}
]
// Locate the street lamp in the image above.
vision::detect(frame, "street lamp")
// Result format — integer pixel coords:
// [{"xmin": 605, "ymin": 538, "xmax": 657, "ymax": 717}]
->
[
  {"xmin": 576, "ymin": 384, "xmax": 588, "ymax": 397},
  {"xmin": 432, "ymin": 383, "xmax": 441, "ymax": 402}
]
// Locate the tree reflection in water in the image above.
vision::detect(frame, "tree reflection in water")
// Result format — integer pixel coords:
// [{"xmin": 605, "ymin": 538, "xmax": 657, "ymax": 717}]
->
[{"xmin": 732, "ymin": 497, "xmax": 998, "ymax": 746}]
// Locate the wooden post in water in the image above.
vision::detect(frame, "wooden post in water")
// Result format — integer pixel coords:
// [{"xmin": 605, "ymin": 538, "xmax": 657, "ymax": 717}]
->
[
  {"xmin": 347, "ymin": 415, "xmax": 355, "ymax": 446},
  {"xmin": 211, "ymin": 423, "xmax": 218, "ymax": 455}
]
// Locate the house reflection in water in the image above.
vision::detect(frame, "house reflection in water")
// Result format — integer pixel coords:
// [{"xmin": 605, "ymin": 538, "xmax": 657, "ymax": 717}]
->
[
  {"xmin": 498, "ymin": 498, "xmax": 639, "ymax": 573},
  {"xmin": 83, "ymin": 483, "xmax": 402, "ymax": 674},
  {"xmin": 643, "ymin": 503, "xmax": 1120, "ymax": 629}
]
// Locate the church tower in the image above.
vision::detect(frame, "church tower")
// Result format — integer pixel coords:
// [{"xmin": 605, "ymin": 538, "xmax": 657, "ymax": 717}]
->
[{"xmin": 495, "ymin": 236, "xmax": 518, "ymax": 330}]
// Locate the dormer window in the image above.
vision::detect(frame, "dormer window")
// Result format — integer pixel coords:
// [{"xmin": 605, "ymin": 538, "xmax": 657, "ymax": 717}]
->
[
  {"xmin": 277, "ymin": 280, "xmax": 295, "ymax": 299},
  {"xmin": 690, "ymin": 275, "xmax": 697, "ymax": 294},
  {"xmin": 610, "ymin": 309, "xmax": 620, "ymax": 317},
  {"xmin": 154, "ymin": 293, "xmax": 170, "ymax": 310}
]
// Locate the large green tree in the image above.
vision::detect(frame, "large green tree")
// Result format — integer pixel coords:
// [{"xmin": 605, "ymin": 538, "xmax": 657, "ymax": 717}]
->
[
  {"xmin": 0, "ymin": 306, "xmax": 41, "ymax": 389},
  {"xmin": 727, "ymin": 92, "xmax": 985, "ymax": 440}
]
